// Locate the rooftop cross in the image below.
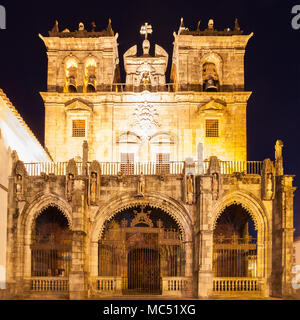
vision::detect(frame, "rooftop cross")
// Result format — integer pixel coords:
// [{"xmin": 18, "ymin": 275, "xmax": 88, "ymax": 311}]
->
[{"xmin": 140, "ymin": 22, "xmax": 153, "ymax": 40}]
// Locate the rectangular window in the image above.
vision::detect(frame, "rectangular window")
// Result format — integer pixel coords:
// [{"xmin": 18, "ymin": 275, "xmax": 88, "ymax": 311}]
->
[
  {"xmin": 72, "ymin": 120, "xmax": 86, "ymax": 137},
  {"xmin": 206, "ymin": 119, "xmax": 219, "ymax": 137},
  {"xmin": 120, "ymin": 153, "xmax": 134, "ymax": 175},
  {"xmin": 156, "ymin": 153, "xmax": 170, "ymax": 174}
]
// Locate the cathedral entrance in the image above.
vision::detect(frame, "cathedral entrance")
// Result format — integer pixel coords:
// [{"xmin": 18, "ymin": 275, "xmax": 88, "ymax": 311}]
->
[
  {"xmin": 128, "ymin": 248, "xmax": 160, "ymax": 293},
  {"xmin": 98, "ymin": 205, "xmax": 185, "ymax": 295}
]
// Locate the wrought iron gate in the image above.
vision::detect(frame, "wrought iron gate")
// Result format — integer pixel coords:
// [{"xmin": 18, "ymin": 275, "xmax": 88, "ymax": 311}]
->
[
  {"xmin": 213, "ymin": 235, "xmax": 257, "ymax": 277},
  {"xmin": 98, "ymin": 206, "xmax": 186, "ymax": 295},
  {"xmin": 128, "ymin": 247, "xmax": 160, "ymax": 293}
]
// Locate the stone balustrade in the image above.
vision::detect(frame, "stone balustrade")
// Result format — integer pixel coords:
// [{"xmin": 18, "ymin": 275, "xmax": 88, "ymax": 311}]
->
[
  {"xmin": 213, "ymin": 277, "xmax": 260, "ymax": 293},
  {"xmin": 30, "ymin": 277, "xmax": 69, "ymax": 292},
  {"xmin": 23, "ymin": 160, "xmax": 263, "ymax": 176}
]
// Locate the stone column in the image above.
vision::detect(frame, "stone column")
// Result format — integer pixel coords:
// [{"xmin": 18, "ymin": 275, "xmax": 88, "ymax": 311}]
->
[
  {"xmin": 185, "ymin": 240, "xmax": 193, "ymax": 297},
  {"xmin": 69, "ymin": 229, "xmax": 87, "ymax": 299},
  {"xmin": 196, "ymin": 175, "xmax": 214, "ymax": 298},
  {"xmin": 69, "ymin": 180, "xmax": 88, "ymax": 299},
  {"xmin": 271, "ymin": 175, "xmax": 296, "ymax": 297}
]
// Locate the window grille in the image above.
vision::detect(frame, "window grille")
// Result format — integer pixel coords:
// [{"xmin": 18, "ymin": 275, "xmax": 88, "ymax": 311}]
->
[
  {"xmin": 156, "ymin": 153, "xmax": 170, "ymax": 174},
  {"xmin": 121, "ymin": 153, "xmax": 134, "ymax": 175},
  {"xmin": 206, "ymin": 119, "xmax": 219, "ymax": 137},
  {"xmin": 72, "ymin": 120, "xmax": 86, "ymax": 137}
]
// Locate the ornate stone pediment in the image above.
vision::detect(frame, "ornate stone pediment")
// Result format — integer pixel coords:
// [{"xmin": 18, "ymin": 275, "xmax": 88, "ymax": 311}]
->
[
  {"xmin": 65, "ymin": 99, "xmax": 93, "ymax": 113},
  {"xmin": 198, "ymin": 99, "xmax": 227, "ymax": 114}
]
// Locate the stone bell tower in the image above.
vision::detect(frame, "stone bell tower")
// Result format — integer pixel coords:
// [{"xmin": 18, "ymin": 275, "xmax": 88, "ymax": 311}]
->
[
  {"xmin": 39, "ymin": 20, "xmax": 120, "ymax": 162},
  {"xmin": 170, "ymin": 18, "xmax": 253, "ymax": 163},
  {"xmin": 171, "ymin": 18, "xmax": 252, "ymax": 92}
]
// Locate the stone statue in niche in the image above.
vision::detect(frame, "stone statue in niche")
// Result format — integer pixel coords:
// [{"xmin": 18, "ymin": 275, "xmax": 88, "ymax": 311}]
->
[
  {"xmin": 262, "ymin": 158, "xmax": 275, "ymax": 200},
  {"xmin": 15, "ymin": 174, "xmax": 23, "ymax": 201},
  {"xmin": 266, "ymin": 173, "xmax": 273, "ymax": 199},
  {"xmin": 90, "ymin": 172, "xmax": 97, "ymax": 204},
  {"xmin": 186, "ymin": 174, "xmax": 194, "ymax": 204},
  {"xmin": 13, "ymin": 160, "xmax": 27, "ymax": 201},
  {"xmin": 89, "ymin": 160, "xmax": 101, "ymax": 205},
  {"xmin": 66, "ymin": 173, "xmax": 74, "ymax": 201},
  {"xmin": 212, "ymin": 172, "xmax": 219, "ymax": 200},
  {"xmin": 141, "ymin": 71, "xmax": 151, "ymax": 86},
  {"xmin": 137, "ymin": 173, "xmax": 145, "ymax": 196}
]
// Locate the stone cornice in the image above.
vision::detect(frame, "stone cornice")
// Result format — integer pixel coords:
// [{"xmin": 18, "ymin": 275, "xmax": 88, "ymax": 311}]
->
[{"xmin": 40, "ymin": 91, "xmax": 252, "ymax": 105}]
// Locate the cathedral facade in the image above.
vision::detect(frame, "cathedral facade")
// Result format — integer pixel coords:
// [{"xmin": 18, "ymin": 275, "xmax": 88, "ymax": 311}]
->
[{"xmin": 1, "ymin": 18, "xmax": 296, "ymax": 299}]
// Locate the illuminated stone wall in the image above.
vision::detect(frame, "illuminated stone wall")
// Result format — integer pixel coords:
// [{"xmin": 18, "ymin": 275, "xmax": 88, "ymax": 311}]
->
[
  {"xmin": 0, "ymin": 90, "xmax": 49, "ymax": 290},
  {"xmin": 41, "ymin": 91, "xmax": 250, "ymax": 163}
]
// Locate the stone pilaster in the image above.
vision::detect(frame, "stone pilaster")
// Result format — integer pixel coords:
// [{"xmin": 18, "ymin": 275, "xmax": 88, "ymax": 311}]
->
[
  {"xmin": 69, "ymin": 177, "xmax": 88, "ymax": 299},
  {"xmin": 69, "ymin": 229, "xmax": 87, "ymax": 299},
  {"xmin": 196, "ymin": 175, "xmax": 214, "ymax": 298},
  {"xmin": 271, "ymin": 175, "xmax": 296, "ymax": 297},
  {"xmin": 5, "ymin": 176, "xmax": 17, "ymax": 297}
]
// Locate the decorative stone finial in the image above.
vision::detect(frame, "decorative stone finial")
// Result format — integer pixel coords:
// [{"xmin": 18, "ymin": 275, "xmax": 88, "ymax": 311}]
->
[
  {"xmin": 197, "ymin": 20, "xmax": 201, "ymax": 31},
  {"xmin": 51, "ymin": 20, "xmax": 59, "ymax": 33},
  {"xmin": 107, "ymin": 18, "xmax": 114, "ymax": 35},
  {"xmin": 178, "ymin": 17, "xmax": 188, "ymax": 34},
  {"xmin": 208, "ymin": 19, "xmax": 214, "ymax": 30},
  {"xmin": 78, "ymin": 22, "xmax": 85, "ymax": 31},
  {"xmin": 140, "ymin": 22, "xmax": 153, "ymax": 40},
  {"xmin": 142, "ymin": 39, "xmax": 150, "ymax": 55},
  {"xmin": 275, "ymin": 140, "xmax": 284, "ymax": 176},
  {"xmin": 234, "ymin": 18, "xmax": 240, "ymax": 31},
  {"xmin": 140, "ymin": 23, "xmax": 152, "ymax": 55}
]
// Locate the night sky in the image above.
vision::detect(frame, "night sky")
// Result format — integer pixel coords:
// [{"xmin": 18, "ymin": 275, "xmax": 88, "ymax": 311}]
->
[{"xmin": 0, "ymin": 0, "xmax": 299, "ymax": 236}]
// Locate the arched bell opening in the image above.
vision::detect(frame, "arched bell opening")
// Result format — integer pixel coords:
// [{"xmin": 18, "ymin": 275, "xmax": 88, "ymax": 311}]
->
[
  {"xmin": 31, "ymin": 206, "xmax": 72, "ymax": 278},
  {"xmin": 213, "ymin": 204, "xmax": 257, "ymax": 278},
  {"xmin": 84, "ymin": 58, "xmax": 97, "ymax": 93},
  {"xmin": 98, "ymin": 205, "xmax": 186, "ymax": 294},
  {"xmin": 203, "ymin": 62, "xmax": 219, "ymax": 92},
  {"xmin": 65, "ymin": 58, "xmax": 78, "ymax": 93}
]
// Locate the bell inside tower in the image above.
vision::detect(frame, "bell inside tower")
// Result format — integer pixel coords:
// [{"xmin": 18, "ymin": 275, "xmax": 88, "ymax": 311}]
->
[
  {"xmin": 65, "ymin": 58, "xmax": 78, "ymax": 93},
  {"xmin": 203, "ymin": 62, "xmax": 219, "ymax": 92},
  {"xmin": 85, "ymin": 60, "xmax": 97, "ymax": 92}
]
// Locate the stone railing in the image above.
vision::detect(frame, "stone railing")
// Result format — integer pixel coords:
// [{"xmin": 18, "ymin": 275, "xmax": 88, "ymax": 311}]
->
[
  {"xmin": 213, "ymin": 278, "xmax": 260, "ymax": 293},
  {"xmin": 109, "ymin": 83, "xmax": 175, "ymax": 93},
  {"xmin": 196, "ymin": 160, "xmax": 263, "ymax": 175},
  {"xmin": 30, "ymin": 277, "xmax": 69, "ymax": 292},
  {"xmin": 96, "ymin": 277, "xmax": 122, "ymax": 292},
  {"xmin": 24, "ymin": 160, "xmax": 263, "ymax": 177},
  {"xmin": 162, "ymin": 277, "xmax": 191, "ymax": 295}
]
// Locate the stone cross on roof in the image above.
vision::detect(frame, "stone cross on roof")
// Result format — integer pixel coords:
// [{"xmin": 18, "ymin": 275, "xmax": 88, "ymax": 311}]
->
[{"xmin": 140, "ymin": 22, "xmax": 153, "ymax": 40}]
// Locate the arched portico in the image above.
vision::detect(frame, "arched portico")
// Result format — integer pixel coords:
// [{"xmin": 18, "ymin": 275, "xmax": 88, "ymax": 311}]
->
[
  {"xmin": 89, "ymin": 192, "xmax": 193, "ymax": 296},
  {"xmin": 17, "ymin": 194, "xmax": 72, "ymax": 279},
  {"xmin": 212, "ymin": 190, "xmax": 271, "ymax": 295}
]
